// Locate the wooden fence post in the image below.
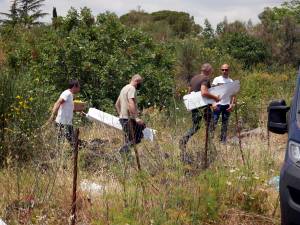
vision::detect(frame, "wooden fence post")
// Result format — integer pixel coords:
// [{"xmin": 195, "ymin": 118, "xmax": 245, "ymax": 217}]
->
[
  {"xmin": 204, "ymin": 110, "xmax": 210, "ymax": 169},
  {"xmin": 235, "ymin": 105, "xmax": 245, "ymax": 165},
  {"xmin": 70, "ymin": 128, "xmax": 80, "ymax": 225}
]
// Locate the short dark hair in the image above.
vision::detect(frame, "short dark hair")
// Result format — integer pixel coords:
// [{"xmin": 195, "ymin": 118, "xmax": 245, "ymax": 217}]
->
[{"xmin": 69, "ymin": 79, "xmax": 80, "ymax": 89}]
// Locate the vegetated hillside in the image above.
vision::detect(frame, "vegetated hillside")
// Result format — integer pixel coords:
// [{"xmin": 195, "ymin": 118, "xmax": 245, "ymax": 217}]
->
[{"xmin": 0, "ymin": 1, "xmax": 299, "ymax": 224}]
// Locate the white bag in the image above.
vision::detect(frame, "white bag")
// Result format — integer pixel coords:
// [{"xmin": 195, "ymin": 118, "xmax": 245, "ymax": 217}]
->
[
  {"xmin": 183, "ymin": 80, "xmax": 240, "ymax": 111},
  {"xmin": 86, "ymin": 108, "xmax": 156, "ymax": 142},
  {"xmin": 0, "ymin": 219, "xmax": 7, "ymax": 225}
]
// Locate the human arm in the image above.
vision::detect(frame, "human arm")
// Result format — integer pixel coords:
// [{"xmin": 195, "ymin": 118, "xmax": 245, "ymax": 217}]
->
[
  {"xmin": 227, "ymin": 95, "xmax": 237, "ymax": 112},
  {"xmin": 115, "ymin": 96, "xmax": 121, "ymax": 115},
  {"xmin": 127, "ymin": 86, "xmax": 144, "ymax": 124},
  {"xmin": 49, "ymin": 98, "xmax": 65, "ymax": 122},
  {"xmin": 201, "ymin": 84, "xmax": 220, "ymax": 102},
  {"xmin": 211, "ymin": 77, "xmax": 218, "ymax": 87},
  {"xmin": 128, "ymin": 98, "xmax": 144, "ymax": 125}
]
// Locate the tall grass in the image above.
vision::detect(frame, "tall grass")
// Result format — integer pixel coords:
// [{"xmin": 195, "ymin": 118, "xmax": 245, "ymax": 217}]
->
[
  {"xmin": 0, "ymin": 105, "xmax": 286, "ymax": 224},
  {"xmin": 0, "ymin": 68, "xmax": 295, "ymax": 224}
]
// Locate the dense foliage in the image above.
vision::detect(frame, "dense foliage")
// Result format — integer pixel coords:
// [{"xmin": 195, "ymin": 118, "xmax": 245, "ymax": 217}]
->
[
  {"xmin": 0, "ymin": 0, "xmax": 48, "ymax": 27},
  {"xmin": 34, "ymin": 9, "xmax": 175, "ymax": 110},
  {"xmin": 0, "ymin": 1, "xmax": 299, "ymax": 162},
  {"xmin": 218, "ymin": 32, "xmax": 268, "ymax": 68},
  {"xmin": 120, "ymin": 10, "xmax": 202, "ymax": 40},
  {"xmin": 0, "ymin": 2, "xmax": 298, "ymax": 224},
  {"xmin": 0, "ymin": 8, "xmax": 175, "ymax": 162}
]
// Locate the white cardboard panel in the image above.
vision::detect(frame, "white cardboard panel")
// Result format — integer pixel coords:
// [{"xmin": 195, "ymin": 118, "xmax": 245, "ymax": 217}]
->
[
  {"xmin": 183, "ymin": 80, "xmax": 240, "ymax": 111},
  {"xmin": 86, "ymin": 108, "xmax": 156, "ymax": 142}
]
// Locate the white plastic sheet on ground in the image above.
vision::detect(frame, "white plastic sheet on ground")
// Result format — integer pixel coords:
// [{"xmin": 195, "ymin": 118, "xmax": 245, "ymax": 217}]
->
[
  {"xmin": 80, "ymin": 180, "xmax": 104, "ymax": 197},
  {"xmin": 86, "ymin": 108, "xmax": 156, "ymax": 142},
  {"xmin": 183, "ymin": 80, "xmax": 241, "ymax": 111},
  {"xmin": 0, "ymin": 219, "xmax": 7, "ymax": 225},
  {"xmin": 268, "ymin": 176, "xmax": 280, "ymax": 191}
]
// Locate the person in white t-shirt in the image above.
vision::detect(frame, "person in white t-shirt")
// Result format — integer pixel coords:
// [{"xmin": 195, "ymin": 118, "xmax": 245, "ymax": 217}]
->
[
  {"xmin": 49, "ymin": 80, "xmax": 81, "ymax": 145},
  {"xmin": 211, "ymin": 64, "xmax": 236, "ymax": 143}
]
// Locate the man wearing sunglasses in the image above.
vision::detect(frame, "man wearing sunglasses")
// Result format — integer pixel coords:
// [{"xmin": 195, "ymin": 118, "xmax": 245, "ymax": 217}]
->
[{"xmin": 211, "ymin": 64, "xmax": 236, "ymax": 143}]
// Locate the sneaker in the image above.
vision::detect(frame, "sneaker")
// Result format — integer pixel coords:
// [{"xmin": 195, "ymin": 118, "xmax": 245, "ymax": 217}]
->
[
  {"xmin": 119, "ymin": 145, "xmax": 130, "ymax": 155},
  {"xmin": 220, "ymin": 139, "xmax": 227, "ymax": 145},
  {"xmin": 179, "ymin": 139, "xmax": 194, "ymax": 164},
  {"xmin": 181, "ymin": 152, "xmax": 193, "ymax": 165}
]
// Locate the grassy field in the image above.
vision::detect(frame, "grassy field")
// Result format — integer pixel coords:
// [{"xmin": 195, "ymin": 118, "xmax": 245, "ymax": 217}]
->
[
  {"xmin": 0, "ymin": 2, "xmax": 299, "ymax": 223},
  {"xmin": 0, "ymin": 107, "xmax": 287, "ymax": 225}
]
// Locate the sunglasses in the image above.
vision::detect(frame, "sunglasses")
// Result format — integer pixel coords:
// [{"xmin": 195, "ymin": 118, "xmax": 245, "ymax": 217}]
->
[{"xmin": 221, "ymin": 69, "xmax": 228, "ymax": 71}]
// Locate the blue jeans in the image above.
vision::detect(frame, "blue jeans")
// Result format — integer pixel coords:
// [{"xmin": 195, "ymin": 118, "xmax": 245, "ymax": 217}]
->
[{"xmin": 213, "ymin": 104, "xmax": 230, "ymax": 142}]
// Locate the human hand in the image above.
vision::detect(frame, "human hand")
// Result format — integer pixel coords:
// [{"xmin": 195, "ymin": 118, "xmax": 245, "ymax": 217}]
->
[
  {"xmin": 226, "ymin": 104, "xmax": 235, "ymax": 112},
  {"xmin": 136, "ymin": 118, "xmax": 145, "ymax": 125},
  {"xmin": 215, "ymin": 95, "xmax": 221, "ymax": 102},
  {"xmin": 44, "ymin": 114, "xmax": 55, "ymax": 127},
  {"xmin": 212, "ymin": 102, "xmax": 219, "ymax": 111},
  {"xmin": 80, "ymin": 111, "xmax": 86, "ymax": 117}
]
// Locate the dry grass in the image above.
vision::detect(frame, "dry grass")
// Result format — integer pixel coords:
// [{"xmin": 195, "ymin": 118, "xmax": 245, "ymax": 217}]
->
[
  {"xmin": 220, "ymin": 208, "xmax": 278, "ymax": 225},
  {"xmin": 0, "ymin": 110, "xmax": 287, "ymax": 225}
]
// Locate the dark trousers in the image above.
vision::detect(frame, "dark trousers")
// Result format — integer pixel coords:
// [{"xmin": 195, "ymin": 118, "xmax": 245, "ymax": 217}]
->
[
  {"xmin": 180, "ymin": 106, "xmax": 212, "ymax": 146},
  {"xmin": 119, "ymin": 119, "xmax": 145, "ymax": 154},
  {"xmin": 56, "ymin": 123, "xmax": 75, "ymax": 146},
  {"xmin": 212, "ymin": 104, "xmax": 230, "ymax": 142}
]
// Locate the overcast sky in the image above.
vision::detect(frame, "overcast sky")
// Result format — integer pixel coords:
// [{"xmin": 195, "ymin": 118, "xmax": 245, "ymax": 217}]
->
[{"xmin": 0, "ymin": 0, "xmax": 284, "ymax": 27}]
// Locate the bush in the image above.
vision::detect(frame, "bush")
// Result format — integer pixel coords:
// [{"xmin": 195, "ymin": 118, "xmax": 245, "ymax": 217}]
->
[
  {"xmin": 238, "ymin": 68, "xmax": 296, "ymax": 128},
  {"xmin": 174, "ymin": 38, "xmax": 242, "ymax": 97},
  {"xmin": 0, "ymin": 9, "xmax": 176, "ymax": 163},
  {"xmin": 218, "ymin": 32, "xmax": 269, "ymax": 68},
  {"xmin": 32, "ymin": 10, "xmax": 176, "ymax": 111}
]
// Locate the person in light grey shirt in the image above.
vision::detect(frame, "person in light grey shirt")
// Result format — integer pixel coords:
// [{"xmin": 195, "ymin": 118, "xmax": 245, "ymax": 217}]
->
[{"xmin": 115, "ymin": 74, "xmax": 145, "ymax": 154}]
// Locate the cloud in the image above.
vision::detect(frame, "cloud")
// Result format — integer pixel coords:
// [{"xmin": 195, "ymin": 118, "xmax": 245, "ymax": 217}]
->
[{"xmin": 0, "ymin": 0, "xmax": 284, "ymax": 27}]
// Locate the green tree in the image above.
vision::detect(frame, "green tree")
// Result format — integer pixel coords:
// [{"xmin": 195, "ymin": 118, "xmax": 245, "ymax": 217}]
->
[
  {"xmin": 216, "ymin": 19, "xmax": 247, "ymax": 37},
  {"xmin": 52, "ymin": 7, "xmax": 57, "ymax": 19},
  {"xmin": 0, "ymin": 0, "xmax": 19, "ymax": 26},
  {"xmin": 18, "ymin": 0, "xmax": 48, "ymax": 26},
  {"xmin": 257, "ymin": 1, "xmax": 300, "ymax": 65},
  {"xmin": 219, "ymin": 32, "xmax": 268, "ymax": 67},
  {"xmin": 175, "ymin": 38, "xmax": 242, "ymax": 85},
  {"xmin": 151, "ymin": 11, "xmax": 201, "ymax": 38},
  {"xmin": 176, "ymin": 39, "xmax": 201, "ymax": 82},
  {"xmin": 0, "ymin": 9, "xmax": 176, "ymax": 162},
  {"xmin": 33, "ymin": 9, "xmax": 176, "ymax": 110},
  {"xmin": 52, "ymin": 6, "xmax": 60, "ymax": 29},
  {"xmin": 202, "ymin": 19, "xmax": 217, "ymax": 47},
  {"xmin": 216, "ymin": 17, "xmax": 228, "ymax": 36},
  {"xmin": 120, "ymin": 10, "xmax": 150, "ymax": 27},
  {"xmin": 202, "ymin": 19, "xmax": 214, "ymax": 39},
  {"xmin": 120, "ymin": 10, "xmax": 202, "ymax": 40}
]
